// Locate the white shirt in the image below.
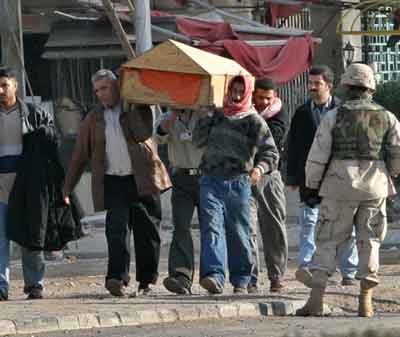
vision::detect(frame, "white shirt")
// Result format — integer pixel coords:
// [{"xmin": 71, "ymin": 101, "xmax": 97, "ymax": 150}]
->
[{"xmin": 104, "ymin": 103, "xmax": 132, "ymax": 176}]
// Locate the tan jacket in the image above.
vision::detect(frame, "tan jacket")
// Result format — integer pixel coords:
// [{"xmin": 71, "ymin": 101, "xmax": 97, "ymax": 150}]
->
[
  {"xmin": 306, "ymin": 107, "xmax": 400, "ymax": 200},
  {"xmin": 64, "ymin": 103, "xmax": 171, "ymax": 211}
]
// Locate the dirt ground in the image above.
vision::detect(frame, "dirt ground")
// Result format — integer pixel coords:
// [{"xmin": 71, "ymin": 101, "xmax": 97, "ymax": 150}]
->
[{"xmin": 6, "ymin": 249, "xmax": 400, "ymax": 315}]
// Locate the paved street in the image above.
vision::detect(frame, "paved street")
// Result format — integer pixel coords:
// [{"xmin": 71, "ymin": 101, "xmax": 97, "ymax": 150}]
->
[{"xmin": 3, "ymin": 197, "xmax": 400, "ymax": 337}]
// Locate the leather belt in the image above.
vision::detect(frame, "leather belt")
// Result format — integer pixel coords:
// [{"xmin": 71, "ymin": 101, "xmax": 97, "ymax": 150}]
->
[{"xmin": 173, "ymin": 168, "xmax": 201, "ymax": 176}]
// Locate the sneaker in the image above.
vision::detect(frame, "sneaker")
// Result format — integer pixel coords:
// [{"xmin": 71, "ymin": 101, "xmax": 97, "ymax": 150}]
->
[
  {"xmin": 138, "ymin": 283, "xmax": 152, "ymax": 296},
  {"xmin": 105, "ymin": 278, "xmax": 125, "ymax": 297},
  {"xmin": 270, "ymin": 279, "xmax": 285, "ymax": 292},
  {"xmin": 233, "ymin": 287, "xmax": 247, "ymax": 294},
  {"xmin": 200, "ymin": 276, "xmax": 223, "ymax": 294},
  {"xmin": 0, "ymin": 289, "xmax": 8, "ymax": 301},
  {"xmin": 163, "ymin": 276, "xmax": 190, "ymax": 295},
  {"xmin": 26, "ymin": 288, "xmax": 43, "ymax": 300},
  {"xmin": 247, "ymin": 283, "xmax": 258, "ymax": 294},
  {"xmin": 341, "ymin": 278, "xmax": 356, "ymax": 286}
]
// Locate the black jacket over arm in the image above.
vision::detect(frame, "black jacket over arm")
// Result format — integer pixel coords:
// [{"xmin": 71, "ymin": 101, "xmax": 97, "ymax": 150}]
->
[
  {"xmin": 286, "ymin": 96, "xmax": 340, "ymax": 202},
  {"xmin": 266, "ymin": 107, "xmax": 290, "ymax": 154},
  {"xmin": 7, "ymin": 102, "xmax": 83, "ymax": 251}
]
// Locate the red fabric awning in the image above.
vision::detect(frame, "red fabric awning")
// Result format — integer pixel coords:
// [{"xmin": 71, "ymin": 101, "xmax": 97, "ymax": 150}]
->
[
  {"xmin": 176, "ymin": 17, "xmax": 314, "ymax": 84},
  {"xmin": 177, "ymin": 18, "xmax": 237, "ymax": 42}
]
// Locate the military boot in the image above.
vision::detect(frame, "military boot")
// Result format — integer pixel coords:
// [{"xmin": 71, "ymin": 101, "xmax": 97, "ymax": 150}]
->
[
  {"xmin": 358, "ymin": 279, "xmax": 377, "ymax": 318},
  {"xmin": 296, "ymin": 270, "xmax": 328, "ymax": 317},
  {"xmin": 295, "ymin": 287, "xmax": 325, "ymax": 316}
]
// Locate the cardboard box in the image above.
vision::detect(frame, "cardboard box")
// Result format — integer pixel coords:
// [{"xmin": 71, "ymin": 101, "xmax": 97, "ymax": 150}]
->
[{"xmin": 120, "ymin": 39, "xmax": 253, "ymax": 109}]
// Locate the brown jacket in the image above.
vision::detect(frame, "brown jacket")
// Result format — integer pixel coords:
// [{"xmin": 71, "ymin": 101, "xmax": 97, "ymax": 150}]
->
[{"xmin": 64, "ymin": 102, "xmax": 171, "ymax": 211}]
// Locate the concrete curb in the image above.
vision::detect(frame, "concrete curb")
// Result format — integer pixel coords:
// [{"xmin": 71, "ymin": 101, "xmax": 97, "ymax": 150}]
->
[{"xmin": 0, "ymin": 300, "xmax": 343, "ymax": 336}]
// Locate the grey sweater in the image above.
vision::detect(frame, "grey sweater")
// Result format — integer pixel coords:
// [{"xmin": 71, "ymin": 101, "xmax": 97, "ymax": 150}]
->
[{"xmin": 193, "ymin": 110, "xmax": 279, "ymax": 178}]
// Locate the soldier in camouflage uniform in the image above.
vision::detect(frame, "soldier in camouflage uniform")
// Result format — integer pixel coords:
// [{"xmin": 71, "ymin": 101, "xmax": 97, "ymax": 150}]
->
[{"xmin": 296, "ymin": 63, "xmax": 400, "ymax": 318}]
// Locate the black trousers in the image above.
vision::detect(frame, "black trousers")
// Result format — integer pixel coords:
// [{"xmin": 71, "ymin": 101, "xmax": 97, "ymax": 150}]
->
[
  {"xmin": 104, "ymin": 175, "xmax": 161, "ymax": 286},
  {"xmin": 168, "ymin": 172, "xmax": 200, "ymax": 285}
]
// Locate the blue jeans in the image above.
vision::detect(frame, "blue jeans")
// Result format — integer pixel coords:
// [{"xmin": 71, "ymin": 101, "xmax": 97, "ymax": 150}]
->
[
  {"xmin": 298, "ymin": 203, "xmax": 358, "ymax": 279},
  {"xmin": 0, "ymin": 202, "xmax": 45, "ymax": 294},
  {"xmin": 199, "ymin": 175, "xmax": 253, "ymax": 288}
]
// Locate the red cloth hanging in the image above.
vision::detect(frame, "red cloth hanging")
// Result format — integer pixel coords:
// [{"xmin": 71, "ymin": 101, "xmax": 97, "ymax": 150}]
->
[
  {"xmin": 176, "ymin": 17, "xmax": 314, "ymax": 84},
  {"xmin": 222, "ymin": 36, "xmax": 314, "ymax": 84}
]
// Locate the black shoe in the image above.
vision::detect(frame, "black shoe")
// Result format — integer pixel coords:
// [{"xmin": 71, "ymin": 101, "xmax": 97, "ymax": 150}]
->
[
  {"xmin": 105, "ymin": 278, "xmax": 125, "ymax": 297},
  {"xmin": 163, "ymin": 276, "xmax": 191, "ymax": 295},
  {"xmin": 0, "ymin": 288, "xmax": 8, "ymax": 301},
  {"xmin": 138, "ymin": 283, "xmax": 152, "ymax": 296},
  {"xmin": 26, "ymin": 288, "xmax": 43, "ymax": 300}
]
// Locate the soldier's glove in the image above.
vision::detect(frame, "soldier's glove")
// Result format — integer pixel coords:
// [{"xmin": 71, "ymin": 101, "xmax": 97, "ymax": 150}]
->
[{"xmin": 303, "ymin": 187, "xmax": 322, "ymax": 208}]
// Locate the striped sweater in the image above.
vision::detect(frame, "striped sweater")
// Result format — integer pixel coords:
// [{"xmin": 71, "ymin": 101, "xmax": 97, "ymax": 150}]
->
[{"xmin": 192, "ymin": 110, "xmax": 279, "ymax": 178}]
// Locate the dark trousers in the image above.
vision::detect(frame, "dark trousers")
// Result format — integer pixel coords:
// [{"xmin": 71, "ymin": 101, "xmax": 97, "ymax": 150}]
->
[
  {"xmin": 104, "ymin": 175, "xmax": 161, "ymax": 286},
  {"xmin": 168, "ymin": 172, "xmax": 200, "ymax": 286}
]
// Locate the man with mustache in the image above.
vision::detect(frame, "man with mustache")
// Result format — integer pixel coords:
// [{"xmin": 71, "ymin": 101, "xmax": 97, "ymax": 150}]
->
[{"xmin": 286, "ymin": 65, "xmax": 358, "ymax": 286}]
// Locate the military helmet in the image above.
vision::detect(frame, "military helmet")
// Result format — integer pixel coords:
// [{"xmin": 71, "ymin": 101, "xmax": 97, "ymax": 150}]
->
[{"xmin": 340, "ymin": 63, "xmax": 376, "ymax": 91}]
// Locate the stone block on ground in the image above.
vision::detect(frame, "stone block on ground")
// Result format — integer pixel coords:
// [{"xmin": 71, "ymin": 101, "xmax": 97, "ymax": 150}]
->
[{"xmin": 0, "ymin": 320, "xmax": 16, "ymax": 336}]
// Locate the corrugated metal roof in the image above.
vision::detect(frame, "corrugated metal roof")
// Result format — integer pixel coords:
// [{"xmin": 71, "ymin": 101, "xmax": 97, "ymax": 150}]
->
[
  {"xmin": 42, "ymin": 47, "xmax": 127, "ymax": 59},
  {"xmin": 45, "ymin": 21, "xmax": 168, "ymax": 47},
  {"xmin": 42, "ymin": 20, "xmax": 171, "ymax": 59}
]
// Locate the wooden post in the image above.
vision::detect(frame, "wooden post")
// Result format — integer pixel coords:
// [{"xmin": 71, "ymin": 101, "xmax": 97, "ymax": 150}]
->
[
  {"xmin": 134, "ymin": 0, "xmax": 153, "ymax": 56},
  {"xmin": 100, "ymin": 0, "xmax": 136, "ymax": 59}
]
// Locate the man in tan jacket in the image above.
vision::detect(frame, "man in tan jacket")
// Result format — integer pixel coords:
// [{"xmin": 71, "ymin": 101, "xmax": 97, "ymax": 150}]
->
[
  {"xmin": 296, "ymin": 64, "xmax": 400, "ymax": 317},
  {"xmin": 63, "ymin": 69, "xmax": 171, "ymax": 297}
]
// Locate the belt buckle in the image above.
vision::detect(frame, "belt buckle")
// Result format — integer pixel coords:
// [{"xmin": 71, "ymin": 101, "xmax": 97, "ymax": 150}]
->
[{"xmin": 189, "ymin": 169, "xmax": 196, "ymax": 175}]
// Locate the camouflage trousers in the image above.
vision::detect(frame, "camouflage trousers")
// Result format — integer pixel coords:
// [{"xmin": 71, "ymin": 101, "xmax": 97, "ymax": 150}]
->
[{"xmin": 311, "ymin": 197, "xmax": 387, "ymax": 285}]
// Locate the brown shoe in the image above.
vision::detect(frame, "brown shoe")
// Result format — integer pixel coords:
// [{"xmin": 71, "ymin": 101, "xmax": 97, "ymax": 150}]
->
[
  {"xmin": 105, "ymin": 279, "xmax": 125, "ymax": 297},
  {"xmin": 233, "ymin": 287, "xmax": 247, "ymax": 294},
  {"xmin": 200, "ymin": 276, "xmax": 223, "ymax": 294},
  {"xmin": 295, "ymin": 268, "xmax": 313, "ymax": 288},
  {"xmin": 341, "ymin": 278, "xmax": 356, "ymax": 286},
  {"xmin": 270, "ymin": 279, "xmax": 285, "ymax": 293},
  {"xmin": 247, "ymin": 283, "xmax": 258, "ymax": 294}
]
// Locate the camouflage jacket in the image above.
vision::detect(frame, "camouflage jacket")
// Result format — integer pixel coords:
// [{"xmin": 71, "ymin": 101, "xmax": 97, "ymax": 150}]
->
[{"xmin": 305, "ymin": 98, "xmax": 400, "ymax": 200}]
